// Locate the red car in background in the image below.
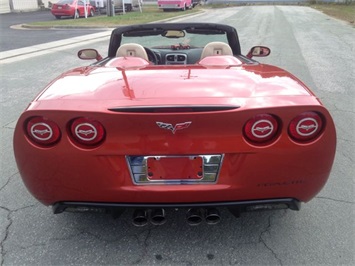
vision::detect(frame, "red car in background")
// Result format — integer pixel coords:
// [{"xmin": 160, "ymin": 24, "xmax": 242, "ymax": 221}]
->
[
  {"xmin": 158, "ymin": 0, "xmax": 193, "ymax": 11},
  {"xmin": 51, "ymin": 0, "xmax": 95, "ymax": 19}
]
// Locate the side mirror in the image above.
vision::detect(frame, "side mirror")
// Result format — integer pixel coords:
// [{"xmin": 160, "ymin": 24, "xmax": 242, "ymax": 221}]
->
[
  {"xmin": 77, "ymin": 49, "xmax": 102, "ymax": 61},
  {"xmin": 246, "ymin": 46, "xmax": 271, "ymax": 59}
]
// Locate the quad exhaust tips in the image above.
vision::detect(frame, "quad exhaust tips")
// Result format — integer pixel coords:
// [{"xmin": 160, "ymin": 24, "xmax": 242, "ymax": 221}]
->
[
  {"xmin": 132, "ymin": 208, "xmax": 167, "ymax": 227},
  {"xmin": 133, "ymin": 208, "xmax": 221, "ymax": 226}
]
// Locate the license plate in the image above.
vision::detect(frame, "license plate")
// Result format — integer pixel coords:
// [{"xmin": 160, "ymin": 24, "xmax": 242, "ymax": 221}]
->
[
  {"xmin": 58, "ymin": 6, "xmax": 62, "ymax": 9},
  {"xmin": 147, "ymin": 156, "xmax": 203, "ymax": 180}
]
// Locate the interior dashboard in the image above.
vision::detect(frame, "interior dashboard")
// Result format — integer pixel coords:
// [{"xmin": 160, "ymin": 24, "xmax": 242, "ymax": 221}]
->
[{"xmin": 151, "ymin": 47, "xmax": 203, "ymax": 65}]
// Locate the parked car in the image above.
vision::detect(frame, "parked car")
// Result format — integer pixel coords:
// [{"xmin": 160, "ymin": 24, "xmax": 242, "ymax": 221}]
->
[
  {"xmin": 95, "ymin": 0, "xmax": 139, "ymax": 13},
  {"xmin": 14, "ymin": 23, "xmax": 336, "ymax": 226},
  {"xmin": 157, "ymin": 0, "xmax": 192, "ymax": 11},
  {"xmin": 192, "ymin": 0, "xmax": 200, "ymax": 7},
  {"xmin": 51, "ymin": 0, "xmax": 95, "ymax": 19}
]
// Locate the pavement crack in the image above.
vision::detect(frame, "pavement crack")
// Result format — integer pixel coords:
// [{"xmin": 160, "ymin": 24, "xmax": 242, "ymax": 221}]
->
[
  {"xmin": 0, "ymin": 207, "xmax": 12, "ymax": 266},
  {"xmin": 259, "ymin": 213, "xmax": 283, "ymax": 266},
  {"xmin": 0, "ymin": 203, "xmax": 38, "ymax": 265},
  {"xmin": 131, "ymin": 228, "xmax": 153, "ymax": 265},
  {"xmin": 0, "ymin": 173, "xmax": 18, "ymax": 193},
  {"xmin": 3, "ymin": 120, "xmax": 17, "ymax": 129},
  {"xmin": 316, "ymin": 196, "xmax": 355, "ymax": 204}
]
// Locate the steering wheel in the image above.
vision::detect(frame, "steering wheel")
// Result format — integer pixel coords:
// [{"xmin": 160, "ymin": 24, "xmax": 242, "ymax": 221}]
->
[{"xmin": 144, "ymin": 47, "xmax": 159, "ymax": 65}]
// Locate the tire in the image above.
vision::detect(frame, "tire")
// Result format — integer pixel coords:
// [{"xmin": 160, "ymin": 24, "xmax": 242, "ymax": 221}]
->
[
  {"xmin": 125, "ymin": 4, "xmax": 132, "ymax": 12},
  {"xmin": 73, "ymin": 9, "xmax": 79, "ymax": 19},
  {"xmin": 55, "ymin": 15, "xmax": 61, "ymax": 19}
]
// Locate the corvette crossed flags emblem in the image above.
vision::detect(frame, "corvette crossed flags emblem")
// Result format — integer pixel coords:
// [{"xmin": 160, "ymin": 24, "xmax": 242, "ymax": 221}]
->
[{"xmin": 156, "ymin": 121, "xmax": 192, "ymax": 134}]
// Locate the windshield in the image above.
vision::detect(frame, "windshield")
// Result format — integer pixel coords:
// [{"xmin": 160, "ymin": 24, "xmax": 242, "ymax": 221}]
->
[{"xmin": 121, "ymin": 31, "xmax": 229, "ymax": 49}]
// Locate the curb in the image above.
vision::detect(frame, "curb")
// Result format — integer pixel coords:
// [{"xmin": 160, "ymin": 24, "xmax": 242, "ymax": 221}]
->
[{"xmin": 20, "ymin": 23, "xmax": 116, "ymax": 30}]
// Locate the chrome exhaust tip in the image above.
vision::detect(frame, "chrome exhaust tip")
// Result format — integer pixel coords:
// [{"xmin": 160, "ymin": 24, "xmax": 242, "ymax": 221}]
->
[
  {"xmin": 205, "ymin": 208, "xmax": 221, "ymax": 225},
  {"xmin": 186, "ymin": 208, "xmax": 203, "ymax": 226},
  {"xmin": 150, "ymin": 208, "xmax": 167, "ymax": 226},
  {"xmin": 132, "ymin": 209, "xmax": 148, "ymax": 227}
]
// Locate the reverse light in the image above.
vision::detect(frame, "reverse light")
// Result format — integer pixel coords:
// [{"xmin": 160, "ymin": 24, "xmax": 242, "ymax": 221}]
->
[
  {"xmin": 289, "ymin": 111, "xmax": 323, "ymax": 142},
  {"xmin": 69, "ymin": 117, "xmax": 105, "ymax": 147},
  {"xmin": 25, "ymin": 116, "xmax": 61, "ymax": 146},
  {"xmin": 244, "ymin": 114, "xmax": 279, "ymax": 144}
]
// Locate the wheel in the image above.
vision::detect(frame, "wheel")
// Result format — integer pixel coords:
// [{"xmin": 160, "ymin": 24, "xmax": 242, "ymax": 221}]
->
[
  {"xmin": 55, "ymin": 15, "xmax": 61, "ymax": 19},
  {"xmin": 144, "ymin": 47, "xmax": 159, "ymax": 65},
  {"xmin": 89, "ymin": 8, "xmax": 94, "ymax": 17},
  {"xmin": 73, "ymin": 9, "xmax": 79, "ymax": 19}
]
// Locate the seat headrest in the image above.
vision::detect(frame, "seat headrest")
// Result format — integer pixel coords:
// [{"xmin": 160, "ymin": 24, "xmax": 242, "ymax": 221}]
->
[
  {"xmin": 200, "ymin": 42, "xmax": 233, "ymax": 60},
  {"xmin": 116, "ymin": 43, "xmax": 149, "ymax": 61}
]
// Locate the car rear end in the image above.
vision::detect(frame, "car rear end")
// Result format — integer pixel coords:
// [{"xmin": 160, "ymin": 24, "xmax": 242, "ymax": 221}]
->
[
  {"xmin": 51, "ymin": 0, "xmax": 75, "ymax": 17},
  {"xmin": 157, "ymin": 0, "xmax": 190, "ymax": 10},
  {"xmin": 14, "ymin": 101, "xmax": 336, "ymax": 209},
  {"xmin": 13, "ymin": 65, "xmax": 336, "ymax": 223}
]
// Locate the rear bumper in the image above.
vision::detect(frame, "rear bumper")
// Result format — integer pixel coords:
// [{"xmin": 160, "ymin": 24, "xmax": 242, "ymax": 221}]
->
[
  {"xmin": 52, "ymin": 198, "xmax": 301, "ymax": 214},
  {"xmin": 158, "ymin": 5, "xmax": 183, "ymax": 9}
]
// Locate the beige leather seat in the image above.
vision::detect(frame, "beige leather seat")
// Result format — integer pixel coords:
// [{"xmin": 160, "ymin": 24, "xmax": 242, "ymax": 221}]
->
[
  {"xmin": 200, "ymin": 42, "xmax": 233, "ymax": 60},
  {"xmin": 116, "ymin": 43, "xmax": 149, "ymax": 61}
]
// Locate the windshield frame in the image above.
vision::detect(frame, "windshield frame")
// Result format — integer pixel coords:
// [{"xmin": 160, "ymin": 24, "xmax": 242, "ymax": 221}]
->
[{"xmin": 108, "ymin": 23, "xmax": 241, "ymax": 57}]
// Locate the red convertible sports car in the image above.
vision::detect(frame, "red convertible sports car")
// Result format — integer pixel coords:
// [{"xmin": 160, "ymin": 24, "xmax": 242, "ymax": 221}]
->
[{"xmin": 14, "ymin": 23, "xmax": 336, "ymax": 226}]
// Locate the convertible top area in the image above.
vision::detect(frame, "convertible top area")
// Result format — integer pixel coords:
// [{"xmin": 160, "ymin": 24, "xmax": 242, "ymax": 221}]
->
[{"xmin": 108, "ymin": 23, "xmax": 242, "ymax": 57}]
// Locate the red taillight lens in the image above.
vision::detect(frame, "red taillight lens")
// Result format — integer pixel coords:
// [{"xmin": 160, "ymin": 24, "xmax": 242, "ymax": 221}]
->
[
  {"xmin": 244, "ymin": 114, "xmax": 279, "ymax": 144},
  {"xmin": 25, "ymin": 116, "xmax": 61, "ymax": 146},
  {"xmin": 70, "ymin": 117, "xmax": 105, "ymax": 146},
  {"xmin": 289, "ymin": 112, "xmax": 323, "ymax": 142}
]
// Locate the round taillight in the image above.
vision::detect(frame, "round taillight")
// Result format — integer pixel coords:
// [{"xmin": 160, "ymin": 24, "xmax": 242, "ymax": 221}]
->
[
  {"xmin": 289, "ymin": 112, "xmax": 323, "ymax": 142},
  {"xmin": 70, "ymin": 117, "xmax": 105, "ymax": 146},
  {"xmin": 26, "ymin": 116, "xmax": 61, "ymax": 146},
  {"xmin": 244, "ymin": 114, "xmax": 279, "ymax": 144}
]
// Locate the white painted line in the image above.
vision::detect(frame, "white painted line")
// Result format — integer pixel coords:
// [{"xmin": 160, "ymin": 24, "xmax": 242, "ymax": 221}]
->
[{"xmin": 0, "ymin": 30, "xmax": 112, "ymax": 64}]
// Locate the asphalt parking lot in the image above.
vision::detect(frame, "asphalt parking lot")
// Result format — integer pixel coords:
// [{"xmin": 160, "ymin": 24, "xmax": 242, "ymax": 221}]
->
[{"xmin": 0, "ymin": 10, "xmax": 106, "ymax": 52}]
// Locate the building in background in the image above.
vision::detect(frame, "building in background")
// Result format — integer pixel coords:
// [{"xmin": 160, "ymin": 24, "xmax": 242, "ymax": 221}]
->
[{"xmin": 0, "ymin": 0, "xmax": 70, "ymax": 14}]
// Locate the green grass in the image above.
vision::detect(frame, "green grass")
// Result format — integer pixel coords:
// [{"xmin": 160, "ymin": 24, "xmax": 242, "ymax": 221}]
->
[
  {"xmin": 311, "ymin": 3, "xmax": 355, "ymax": 23},
  {"xmin": 27, "ymin": 3, "xmax": 355, "ymax": 28},
  {"xmin": 28, "ymin": 6, "xmax": 203, "ymax": 28}
]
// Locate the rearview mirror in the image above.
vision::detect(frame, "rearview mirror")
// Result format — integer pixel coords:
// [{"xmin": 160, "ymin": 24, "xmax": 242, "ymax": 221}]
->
[
  {"xmin": 246, "ymin": 46, "xmax": 271, "ymax": 59},
  {"xmin": 77, "ymin": 49, "xmax": 102, "ymax": 61},
  {"xmin": 162, "ymin": 30, "xmax": 185, "ymax": 38}
]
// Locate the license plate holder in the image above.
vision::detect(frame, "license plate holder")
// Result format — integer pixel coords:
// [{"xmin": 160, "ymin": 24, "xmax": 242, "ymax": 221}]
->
[{"xmin": 147, "ymin": 156, "xmax": 203, "ymax": 180}]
